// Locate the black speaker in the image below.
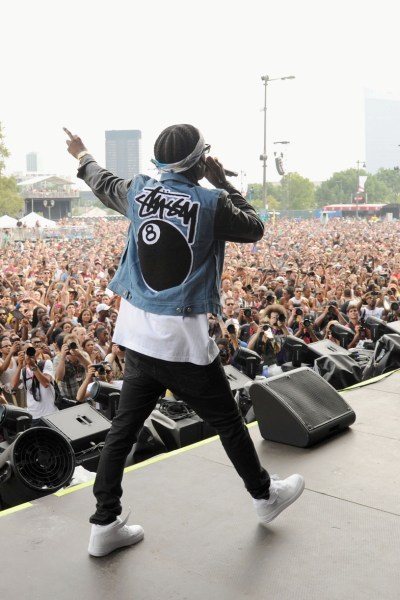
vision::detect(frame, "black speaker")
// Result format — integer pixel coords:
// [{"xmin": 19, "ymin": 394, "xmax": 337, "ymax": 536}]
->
[
  {"xmin": 362, "ymin": 333, "xmax": 400, "ymax": 381},
  {"xmin": 224, "ymin": 365, "xmax": 253, "ymax": 391},
  {"xmin": 0, "ymin": 427, "xmax": 75, "ymax": 509},
  {"xmin": 150, "ymin": 409, "xmax": 216, "ymax": 451},
  {"xmin": 41, "ymin": 404, "xmax": 111, "ymax": 471},
  {"xmin": 249, "ymin": 367, "xmax": 356, "ymax": 448},
  {"xmin": 89, "ymin": 381, "xmax": 120, "ymax": 420},
  {"xmin": 127, "ymin": 419, "xmax": 168, "ymax": 465}
]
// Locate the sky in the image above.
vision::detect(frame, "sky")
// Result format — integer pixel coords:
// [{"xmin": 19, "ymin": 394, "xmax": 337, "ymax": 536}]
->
[{"xmin": 2, "ymin": 0, "xmax": 400, "ymax": 192}]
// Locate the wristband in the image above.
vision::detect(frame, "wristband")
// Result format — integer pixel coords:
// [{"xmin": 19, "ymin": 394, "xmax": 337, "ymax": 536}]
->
[{"xmin": 77, "ymin": 150, "xmax": 90, "ymax": 161}]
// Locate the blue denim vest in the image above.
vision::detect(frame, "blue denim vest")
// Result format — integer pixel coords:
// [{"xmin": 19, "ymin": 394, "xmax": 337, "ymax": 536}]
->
[{"xmin": 108, "ymin": 172, "xmax": 225, "ymax": 316}]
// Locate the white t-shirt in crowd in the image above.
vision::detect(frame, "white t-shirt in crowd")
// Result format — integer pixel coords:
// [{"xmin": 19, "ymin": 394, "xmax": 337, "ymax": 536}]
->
[
  {"xmin": 113, "ymin": 299, "xmax": 219, "ymax": 366},
  {"xmin": 20, "ymin": 360, "xmax": 58, "ymax": 420}
]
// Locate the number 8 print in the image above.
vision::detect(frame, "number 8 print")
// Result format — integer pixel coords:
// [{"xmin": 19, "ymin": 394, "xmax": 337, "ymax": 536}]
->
[{"xmin": 142, "ymin": 222, "xmax": 161, "ymax": 245}]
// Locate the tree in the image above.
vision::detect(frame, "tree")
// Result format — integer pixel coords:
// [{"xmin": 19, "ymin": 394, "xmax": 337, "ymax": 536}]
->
[
  {"xmin": 315, "ymin": 169, "xmax": 361, "ymax": 207},
  {"xmin": 375, "ymin": 168, "xmax": 400, "ymax": 203},
  {"xmin": 315, "ymin": 168, "xmax": 392, "ymax": 207},
  {"xmin": 0, "ymin": 122, "xmax": 10, "ymax": 177},
  {"xmin": 275, "ymin": 172, "xmax": 315, "ymax": 210},
  {"xmin": 0, "ymin": 122, "xmax": 23, "ymax": 216}
]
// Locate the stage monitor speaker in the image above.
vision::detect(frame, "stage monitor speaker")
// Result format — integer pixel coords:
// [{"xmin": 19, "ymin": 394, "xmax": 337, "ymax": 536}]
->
[
  {"xmin": 224, "ymin": 365, "xmax": 253, "ymax": 391},
  {"xmin": 124, "ymin": 417, "xmax": 168, "ymax": 466},
  {"xmin": 308, "ymin": 339, "xmax": 350, "ymax": 357},
  {"xmin": 362, "ymin": 333, "xmax": 400, "ymax": 381},
  {"xmin": 150, "ymin": 410, "xmax": 216, "ymax": 451},
  {"xmin": 41, "ymin": 404, "xmax": 111, "ymax": 471},
  {"xmin": 382, "ymin": 320, "xmax": 400, "ymax": 335},
  {"xmin": 0, "ymin": 427, "xmax": 75, "ymax": 509},
  {"xmin": 249, "ymin": 367, "xmax": 356, "ymax": 448}
]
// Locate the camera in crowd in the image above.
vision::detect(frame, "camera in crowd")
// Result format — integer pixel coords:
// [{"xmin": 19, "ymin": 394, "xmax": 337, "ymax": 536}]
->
[
  {"xmin": 92, "ymin": 363, "xmax": 107, "ymax": 375},
  {"xmin": 391, "ymin": 302, "xmax": 399, "ymax": 312},
  {"xmin": 66, "ymin": 341, "xmax": 78, "ymax": 355},
  {"xmin": 328, "ymin": 301, "xmax": 338, "ymax": 315},
  {"xmin": 295, "ymin": 308, "xmax": 303, "ymax": 316},
  {"xmin": 303, "ymin": 315, "xmax": 314, "ymax": 328},
  {"xmin": 243, "ymin": 308, "xmax": 252, "ymax": 318},
  {"xmin": 26, "ymin": 346, "xmax": 36, "ymax": 358}
]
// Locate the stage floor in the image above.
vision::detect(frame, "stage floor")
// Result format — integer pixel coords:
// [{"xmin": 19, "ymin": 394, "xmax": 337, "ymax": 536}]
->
[{"xmin": 2, "ymin": 370, "xmax": 400, "ymax": 600}]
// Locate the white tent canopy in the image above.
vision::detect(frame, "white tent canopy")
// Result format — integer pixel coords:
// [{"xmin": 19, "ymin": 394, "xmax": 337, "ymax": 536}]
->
[
  {"xmin": 80, "ymin": 207, "xmax": 108, "ymax": 218},
  {"xmin": 20, "ymin": 212, "xmax": 57, "ymax": 228},
  {"xmin": 0, "ymin": 215, "xmax": 18, "ymax": 228}
]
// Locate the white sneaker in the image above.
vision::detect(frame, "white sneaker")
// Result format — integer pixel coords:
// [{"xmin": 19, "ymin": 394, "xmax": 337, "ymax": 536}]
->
[
  {"xmin": 253, "ymin": 474, "xmax": 305, "ymax": 525},
  {"xmin": 88, "ymin": 511, "xmax": 144, "ymax": 557}
]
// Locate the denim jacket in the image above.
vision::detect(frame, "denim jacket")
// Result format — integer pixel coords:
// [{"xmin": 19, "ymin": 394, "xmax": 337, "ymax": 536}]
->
[{"xmin": 78, "ymin": 157, "xmax": 264, "ymax": 317}]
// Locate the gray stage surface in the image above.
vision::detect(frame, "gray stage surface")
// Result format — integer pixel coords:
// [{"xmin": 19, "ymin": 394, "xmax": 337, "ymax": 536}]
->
[{"xmin": 2, "ymin": 370, "xmax": 400, "ymax": 600}]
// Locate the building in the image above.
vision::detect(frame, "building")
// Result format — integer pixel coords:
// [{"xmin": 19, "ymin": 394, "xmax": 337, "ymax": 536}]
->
[
  {"xmin": 17, "ymin": 175, "xmax": 79, "ymax": 220},
  {"xmin": 26, "ymin": 152, "xmax": 38, "ymax": 173},
  {"xmin": 105, "ymin": 130, "xmax": 142, "ymax": 179},
  {"xmin": 365, "ymin": 90, "xmax": 400, "ymax": 173}
]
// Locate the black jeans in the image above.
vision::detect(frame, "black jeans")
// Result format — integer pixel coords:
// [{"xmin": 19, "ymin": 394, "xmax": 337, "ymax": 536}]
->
[{"xmin": 90, "ymin": 350, "xmax": 271, "ymax": 524}]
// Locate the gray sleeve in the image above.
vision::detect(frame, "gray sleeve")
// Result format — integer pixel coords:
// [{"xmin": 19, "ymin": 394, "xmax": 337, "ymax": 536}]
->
[{"xmin": 76, "ymin": 155, "xmax": 130, "ymax": 215}]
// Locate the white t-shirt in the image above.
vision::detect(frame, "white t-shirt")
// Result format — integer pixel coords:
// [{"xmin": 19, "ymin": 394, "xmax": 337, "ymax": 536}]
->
[
  {"xmin": 362, "ymin": 306, "xmax": 385, "ymax": 319},
  {"xmin": 21, "ymin": 360, "xmax": 58, "ymax": 420},
  {"xmin": 113, "ymin": 299, "xmax": 219, "ymax": 366},
  {"xmin": 0, "ymin": 356, "xmax": 20, "ymax": 394}
]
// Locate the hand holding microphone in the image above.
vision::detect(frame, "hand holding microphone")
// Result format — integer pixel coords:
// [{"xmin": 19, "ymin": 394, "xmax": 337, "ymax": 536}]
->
[{"xmin": 204, "ymin": 156, "xmax": 237, "ymax": 189}]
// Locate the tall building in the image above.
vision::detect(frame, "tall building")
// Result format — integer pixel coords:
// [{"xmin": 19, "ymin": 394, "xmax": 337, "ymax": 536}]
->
[
  {"xmin": 105, "ymin": 130, "xmax": 142, "ymax": 178},
  {"xmin": 365, "ymin": 90, "xmax": 400, "ymax": 173},
  {"xmin": 26, "ymin": 152, "xmax": 38, "ymax": 173}
]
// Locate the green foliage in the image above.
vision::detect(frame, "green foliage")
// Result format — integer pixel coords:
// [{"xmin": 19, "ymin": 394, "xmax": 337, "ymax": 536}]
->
[
  {"xmin": 0, "ymin": 177, "xmax": 23, "ymax": 216},
  {"xmin": 276, "ymin": 172, "xmax": 315, "ymax": 210},
  {"xmin": 315, "ymin": 167, "xmax": 395, "ymax": 207},
  {"xmin": 0, "ymin": 122, "xmax": 24, "ymax": 216},
  {"xmin": 0, "ymin": 123, "xmax": 10, "ymax": 177},
  {"xmin": 374, "ymin": 168, "xmax": 400, "ymax": 202},
  {"xmin": 315, "ymin": 169, "xmax": 360, "ymax": 207}
]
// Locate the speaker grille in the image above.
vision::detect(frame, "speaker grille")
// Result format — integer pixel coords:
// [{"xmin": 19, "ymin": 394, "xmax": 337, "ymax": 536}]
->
[
  {"xmin": 266, "ymin": 370, "xmax": 352, "ymax": 429},
  {"xmin": 12, "ymin": 427, "xmax": 75, "ymax": 492}
]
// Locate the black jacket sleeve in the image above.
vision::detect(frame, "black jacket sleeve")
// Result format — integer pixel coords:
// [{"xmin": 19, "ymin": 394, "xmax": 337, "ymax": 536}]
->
[{"xmin": 214, "ymin": 184, "xmax": 264, "ymax": 243}]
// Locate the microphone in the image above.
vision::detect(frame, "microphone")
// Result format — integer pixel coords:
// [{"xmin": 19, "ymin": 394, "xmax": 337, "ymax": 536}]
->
[{"xmin": 224, "ymin": 169, "xmax": 238, "ymax": 177}]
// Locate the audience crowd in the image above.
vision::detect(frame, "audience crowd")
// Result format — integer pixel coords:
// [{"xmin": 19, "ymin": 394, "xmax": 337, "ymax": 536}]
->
[{"xmin": 1, "ymin": 215, "xmax": 400, "ymax": 420}]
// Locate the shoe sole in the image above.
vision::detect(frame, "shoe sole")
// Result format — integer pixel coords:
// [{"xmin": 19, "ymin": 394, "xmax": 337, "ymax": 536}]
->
[
  {"xmin": 259, "ymin": 478, "xmax": 305, "ymax": 525},
  {"xmin": 88, "ymin": 529, "xmax": 144, "ymax": 557}
]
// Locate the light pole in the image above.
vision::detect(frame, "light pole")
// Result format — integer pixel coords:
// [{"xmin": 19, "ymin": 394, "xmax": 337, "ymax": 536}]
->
[
  {"xmin": 260, "ymin": 74, "xmax": 295, "ymax": 210},
  {"xmin": 43, "ymin": 199, "xmax": 55, "ymax": 220},
  {"xmin": 240, "ymin": 170, "xmax": 246, "ymax": 195},
  {"xmin": 249, "ymin": 186, "xmax": 254, "ymax": 204},
  {"xmin": 355, "ymin": 160, "xmax": 366, "ymax": 218}
]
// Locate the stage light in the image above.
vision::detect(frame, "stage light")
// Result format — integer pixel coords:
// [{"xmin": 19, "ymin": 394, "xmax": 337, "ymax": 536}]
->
[
  {"xmin": 0, "ymin": 405, "xmax": 32, "ymax": 444},
  {"xmin": 330, "ymin": 323, "xmax": 355, "ymax": 349},
  {"xmin": 0, "ymin": 427, "xmax": 75, "ymax": 509},
  {"xmin": 89, "ymin": 381, "xmax": 121, "ymax": 420},
  {"xmin": 233, "ymin": 347, "xmax": 262, "ymax": 379}
]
